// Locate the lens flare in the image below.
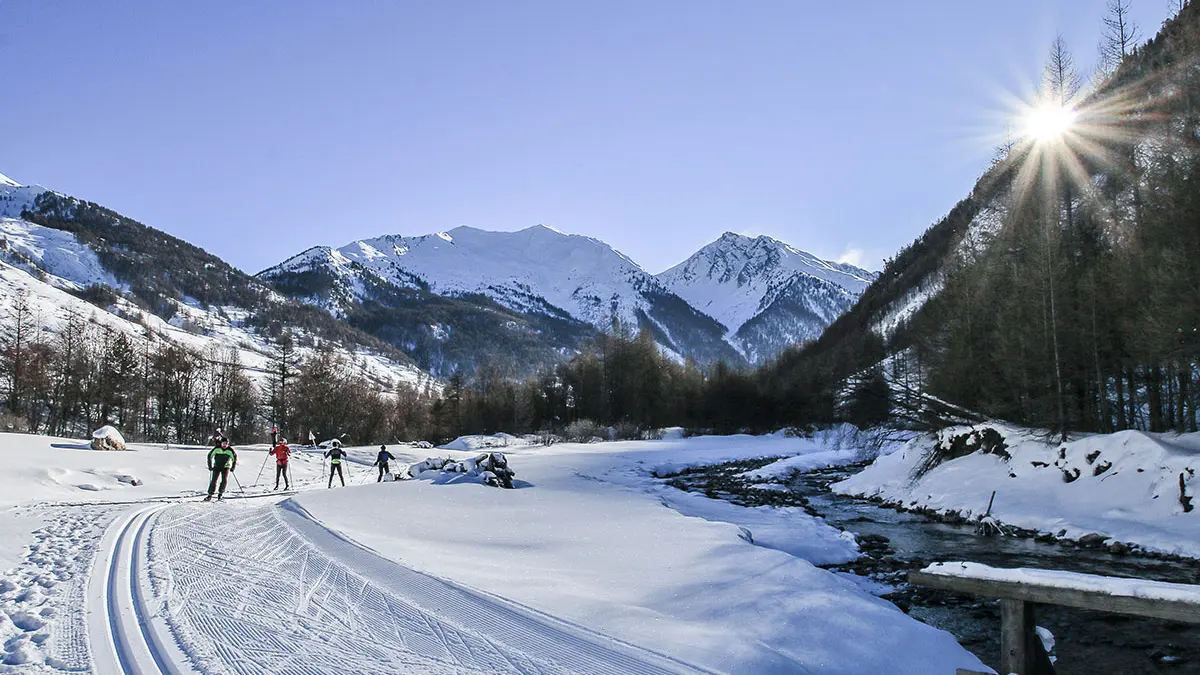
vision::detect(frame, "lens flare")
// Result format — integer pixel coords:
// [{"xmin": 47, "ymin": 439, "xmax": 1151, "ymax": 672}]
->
[{"xmin": 1022, "ymin": 103, "xmax": 1078, "ymax": 141}]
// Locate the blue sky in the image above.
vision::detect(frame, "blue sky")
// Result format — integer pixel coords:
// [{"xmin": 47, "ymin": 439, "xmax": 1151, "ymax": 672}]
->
[{"xmin": 0, "ymin": 0, "xmax": 1172, "ymax": 273}]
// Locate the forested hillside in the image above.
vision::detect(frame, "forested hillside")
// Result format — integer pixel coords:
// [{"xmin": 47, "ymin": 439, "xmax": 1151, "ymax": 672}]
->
[
  {"xmin": 772, "ymin": 0, "xmax": 1200, "ymax": 436},
  {"xmin": 0, "ymin": 190, "xmax": 438, "ymax": 445}
]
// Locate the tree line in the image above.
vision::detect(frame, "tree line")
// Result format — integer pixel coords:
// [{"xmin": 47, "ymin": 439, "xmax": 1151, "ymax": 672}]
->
[{"xmin": 0, "ymin": 291, "xmax": 432, "ymax": 446}]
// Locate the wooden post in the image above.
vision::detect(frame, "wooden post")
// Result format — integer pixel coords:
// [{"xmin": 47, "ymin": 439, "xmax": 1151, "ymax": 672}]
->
[{"xmin": 1000, "ymin": 598, "xmax": 1033, "ymax": 675}]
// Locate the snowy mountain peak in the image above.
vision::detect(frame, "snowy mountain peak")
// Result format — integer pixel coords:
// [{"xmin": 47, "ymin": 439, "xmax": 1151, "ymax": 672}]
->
[
  {"xmin": 656, "ymin": 232, "xmax": 878, "ymax": 361},
  {"xmin": 668, "ymin": 232, "xmax": 875, "ymax": 293},
  {"xmin": 269, "ymin": 225, "xmax": 657, "ymax": 324},
  {"xmin": 0, "ymin": 172, "xmax": 19, "ymax": 187}
]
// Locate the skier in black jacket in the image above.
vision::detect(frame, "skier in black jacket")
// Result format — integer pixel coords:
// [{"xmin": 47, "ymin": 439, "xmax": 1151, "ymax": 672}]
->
[
  {"xmin": 325, "ymin": 441, "xmax": 347, "ymax": 488},
  {"xmin": 373, "ymin": 445, "xmax": 395, "ymax": 482},
  {"xmin": 205, "ymin": 438, "xmax": 238, "ymax": 501}
]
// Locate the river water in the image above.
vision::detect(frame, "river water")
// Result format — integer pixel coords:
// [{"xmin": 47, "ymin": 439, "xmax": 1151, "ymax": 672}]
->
[{"xmin": 665, "ymin": 460, "xmax": 1200, "ymax": 674}]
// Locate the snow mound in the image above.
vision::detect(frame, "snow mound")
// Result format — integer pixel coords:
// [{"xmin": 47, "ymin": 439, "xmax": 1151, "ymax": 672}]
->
[
  {"xmin": 89, "ymin": 426, "xmax": 126, "ymax": 451},
  {"xmin": 409, "ymin": 452, "xmax": 516, "ymax": 488},
  {"xmin": 441, "ymin": 434, "xmax": 537, "ymax": 451},
  {"xmin": 740, "ymin": 448, "xmax": 862, "ymax": 481}
]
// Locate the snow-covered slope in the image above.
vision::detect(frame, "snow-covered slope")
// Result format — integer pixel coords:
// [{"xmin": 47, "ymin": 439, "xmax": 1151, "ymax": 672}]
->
[
  {"xmin": 267, "ymin": 225, "xmax": 664, "ymax": 325},
  {"xmin": 0, "ymin": 217, "xmax": 120, "ymax": 290},
  {"xmin": 0, "ymin": 173, "xmax": 434, "ymax": 391},
  {"xmin": 657, "ymin": 233, "xmax": 876, "ymax": 361},
  {"xmin": 835, "ymin": 423, "xmax": 1200, "ymax": 558},
  {"xmin": 0, "ymin": 251, "xmax": 431, "ymax": 392},
  {"xmin": 262, "ymin": 225, "xmax": 741, "ymax": 364},
  {"xmin": 0, "ymin": 172, "xmax": 47, "ymax": 218}
]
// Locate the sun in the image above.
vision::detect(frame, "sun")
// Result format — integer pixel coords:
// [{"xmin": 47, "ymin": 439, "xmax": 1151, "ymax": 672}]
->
[{"xmin": 1021, "ymin": 102, "xmax": 1078, "ymax": 141}]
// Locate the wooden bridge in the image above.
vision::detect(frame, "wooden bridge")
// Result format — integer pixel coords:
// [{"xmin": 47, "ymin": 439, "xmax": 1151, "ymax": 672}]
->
[{"xmin": 909, "ymin": 561, "xmax": 1200, "ymax": 675}]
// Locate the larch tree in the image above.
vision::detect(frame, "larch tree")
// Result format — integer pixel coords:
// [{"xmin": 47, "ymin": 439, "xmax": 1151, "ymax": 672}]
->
[{"xmin": 1099, "ymin": 0, "xmax": 1142, "ymax": 76}]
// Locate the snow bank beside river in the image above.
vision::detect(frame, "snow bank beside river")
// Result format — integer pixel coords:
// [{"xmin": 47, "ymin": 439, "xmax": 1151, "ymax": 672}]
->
[{"xmin": 834, "ymin": 425, "xmax": 1200, "ymax": 558}]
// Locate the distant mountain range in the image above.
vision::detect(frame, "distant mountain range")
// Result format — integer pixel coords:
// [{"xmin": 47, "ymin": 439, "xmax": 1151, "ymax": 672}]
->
[
  {"xmin": 259, "ymin": 225, "xmax": 875, "ymax": 370},
  {"xmin": 1, "ymin": 170, "xmax": 874, "ymax": 377}
]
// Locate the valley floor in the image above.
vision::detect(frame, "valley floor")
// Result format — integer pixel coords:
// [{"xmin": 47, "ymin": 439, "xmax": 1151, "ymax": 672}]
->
[
  {"xmin": 1, "ymin": 426, "xmax": 1197, "ymax": 673},
  {"xmin": 0, "ymin": 432, "xmax": 989, "ymax": 674}
]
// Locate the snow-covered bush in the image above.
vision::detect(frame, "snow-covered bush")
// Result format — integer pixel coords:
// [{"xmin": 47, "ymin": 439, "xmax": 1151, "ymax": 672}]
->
[
  {"xmin": 609, "ymin": 421, "xmax": 642, "ymax": 441},
  {"xmin": 563, "ymin": 419, "xmax": 604, "ymax": 443},
  {"xmin": 90, "ymin": 425, "xmax": 126, "ymax": 451},
  {"xmin": 408, "ymin": 452, "xmax": 516, "ymax": 488}
]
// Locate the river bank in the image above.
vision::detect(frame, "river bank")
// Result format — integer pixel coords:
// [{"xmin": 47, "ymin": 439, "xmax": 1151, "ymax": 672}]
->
[{"xmin": 661, "ymin": 457, "xmax": 1200, "ymax": 674}]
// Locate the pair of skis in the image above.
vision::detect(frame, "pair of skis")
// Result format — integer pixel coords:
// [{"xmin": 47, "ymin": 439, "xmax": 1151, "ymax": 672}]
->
[{"xmin": 199, "ymin": 489, "xmax": 299, "ymax": 502}]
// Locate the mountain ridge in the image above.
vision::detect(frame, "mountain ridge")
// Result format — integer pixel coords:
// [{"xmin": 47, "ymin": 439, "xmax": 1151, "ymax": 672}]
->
[
  {"xmin": 260, "ymin": 224, "xmax": 873, "ymax": 366},
  {"xmin": 1, "ymin": 171, "xmax": 875, "ymax": 374}
]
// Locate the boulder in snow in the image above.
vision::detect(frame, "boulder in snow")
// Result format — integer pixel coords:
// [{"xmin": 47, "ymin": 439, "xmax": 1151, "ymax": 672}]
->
[
  {"xmin": 89, "ymin": 426, "xmax": 126, "ymax": 451},
  {"xmin": 408, "ymin": 452, "xmax": 516, "ymax": 488}
]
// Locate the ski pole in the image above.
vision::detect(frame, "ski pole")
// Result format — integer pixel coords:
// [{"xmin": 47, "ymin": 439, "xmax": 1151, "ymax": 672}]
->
[
  {"xmin": 254, "ymin": 451, "xmax": 270, "ymax": 487},
  {"xmin": 232, "ymin": 470, "xmax": 247, "ymax": 497}
]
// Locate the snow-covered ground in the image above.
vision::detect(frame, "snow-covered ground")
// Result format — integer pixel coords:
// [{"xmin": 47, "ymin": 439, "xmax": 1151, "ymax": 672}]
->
[
  {"xmin": 289, "ymin": 435, "xmax": 985, "ymax": 674},
  {"xmin": 0, "ymin": 431, "xmax": 990, "ymax": 674},
  {"xmin": 835, "ymin": 424, "xmax": 1200, "ymax": 558}
]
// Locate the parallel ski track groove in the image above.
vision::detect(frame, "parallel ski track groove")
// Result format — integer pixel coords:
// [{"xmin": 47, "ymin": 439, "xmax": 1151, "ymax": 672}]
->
[
  {"xmin": 131, "ymin": 508, "xmax": 184, "ymax": 675},
  {"xmin": 99, "ymin": 504, "xmax": 187, "ymax": 675},
  {"xmin": 104, "ymin": 510, "xmax": 141, "ymax": 675}
]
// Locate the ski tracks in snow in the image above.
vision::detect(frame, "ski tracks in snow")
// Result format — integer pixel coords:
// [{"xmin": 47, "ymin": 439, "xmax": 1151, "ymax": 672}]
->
[
  {"xmin": 143, "ymin": 502, "xmax": 709, "ymax": 675},
  {"xmin": 87, "ymin": 504, "xmax": 196, "ymax": 675}
]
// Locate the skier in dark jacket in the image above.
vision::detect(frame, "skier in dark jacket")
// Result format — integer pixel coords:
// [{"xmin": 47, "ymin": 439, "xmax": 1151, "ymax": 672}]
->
[
  {"xmin": 205, "ymin": 438, "xmax": 238, "ymax": 501},
  {"xmin": 373, "ymin": 445, "xmax": 395, "ymax": 482},
  {"xmin": 207, "ymin": 428, "xmax": 227, "ymax": 448},
  {"xmin": 325, "ymin": 441, "xmax": 346, "ymax": 488}
]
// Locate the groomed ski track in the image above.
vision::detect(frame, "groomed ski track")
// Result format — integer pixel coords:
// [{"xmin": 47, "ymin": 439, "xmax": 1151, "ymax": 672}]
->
[
  {"xmin": 87, "ymin": 504, "xmax": 198, "ymax": 675},
  {"xmin": 84, "ymin": 496, "xmax": 714, "ymax": 675}
]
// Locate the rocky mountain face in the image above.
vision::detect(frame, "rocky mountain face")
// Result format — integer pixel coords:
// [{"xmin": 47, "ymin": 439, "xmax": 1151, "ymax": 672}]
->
[{"xmin": 656, "ymin": 233, "xmax": 875, "ymax": 362}]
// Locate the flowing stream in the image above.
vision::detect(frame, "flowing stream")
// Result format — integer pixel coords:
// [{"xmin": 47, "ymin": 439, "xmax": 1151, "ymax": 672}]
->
[{"xmin": 664, "ymin": 460, "xmax": 1200, "ymax": 675}]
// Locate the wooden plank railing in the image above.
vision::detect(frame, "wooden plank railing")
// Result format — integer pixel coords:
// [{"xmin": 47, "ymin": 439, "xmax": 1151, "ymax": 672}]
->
[{"xmin": 909, "ymin": 562, "xmax": 1200, "ymax": 675}]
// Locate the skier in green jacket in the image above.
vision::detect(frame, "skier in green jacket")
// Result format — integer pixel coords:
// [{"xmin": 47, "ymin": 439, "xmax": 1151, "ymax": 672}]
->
[{"xmin": 205, "ymin": 438, "xmax": 238, "ymax": 501}]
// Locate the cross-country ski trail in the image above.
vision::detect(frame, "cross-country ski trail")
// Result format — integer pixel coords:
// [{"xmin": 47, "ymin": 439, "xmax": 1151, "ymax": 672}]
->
[{"xmin": 73, "ymin": 499, "xmax": 711, "ymax": 674}]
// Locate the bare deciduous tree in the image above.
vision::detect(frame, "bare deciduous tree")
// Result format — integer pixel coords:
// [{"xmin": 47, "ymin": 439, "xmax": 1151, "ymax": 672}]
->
[
  {"xmin": 1044, "ymin": 34, "xmax": 1083, "ymax": 106},
  {"xmin": 1100, "ymin": 0, "xmax": 1142, "ymax": 76}
]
